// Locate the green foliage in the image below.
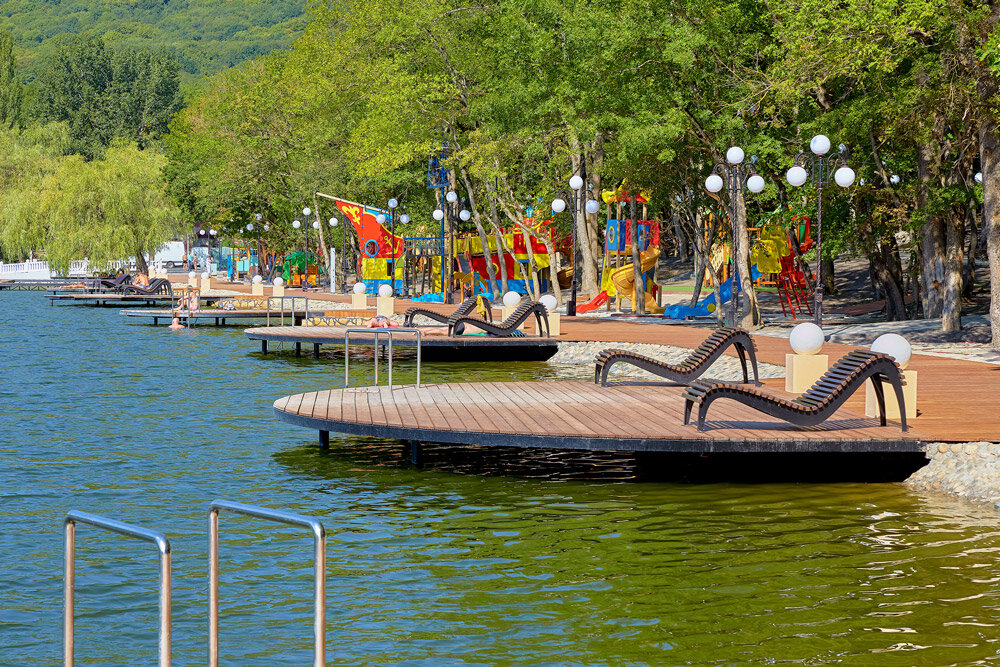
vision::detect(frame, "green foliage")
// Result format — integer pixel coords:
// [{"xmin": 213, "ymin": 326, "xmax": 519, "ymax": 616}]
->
[
  {"xmin": 33, "ymin": 36, "xmax": 183, "ymax": 158},
  {"xmin": 0, "ymin": 0, "xmax": 306, "ymax": 83},
  {"xmin": 0, "ymin": 131, "xmax": 181, "ymax": 271},
  {"xmin": 0, "ymin": 29, "xmax": 22, "ymax": 129}
]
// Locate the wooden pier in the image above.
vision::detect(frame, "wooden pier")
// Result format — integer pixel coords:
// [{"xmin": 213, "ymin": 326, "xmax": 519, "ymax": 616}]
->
[
  {"xmin": 45, "ymin": 293, "xmax": 225, "ymax": 307},
  {"xmin": 122, "ymin": 309, "xmax": 320, "ymax": 326},
  {"xmin": 273, "ymin": 381, "xmax": 923, "ymax": 453},
  {"xmin": 245, "ymin": 325, "xmax": 560, "ymax": 361}
]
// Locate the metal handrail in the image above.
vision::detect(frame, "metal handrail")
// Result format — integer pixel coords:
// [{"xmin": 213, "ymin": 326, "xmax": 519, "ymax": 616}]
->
[
  {"xmin": 266, "ymin": 296, "xmax": 310, "ymax": 327},
  {"xmin": 208, "ymin": 500, "xmax": 327, "ymax": 667},
  {"xmin": 344, "ymin": 327, "xmax": 422, "ymax": 388},
  {"xmin": 63, "ymin": 510, "xmax": 172, "ymax": 667}
]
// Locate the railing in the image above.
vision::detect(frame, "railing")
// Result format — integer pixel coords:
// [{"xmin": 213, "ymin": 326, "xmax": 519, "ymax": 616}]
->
[
  {"xmin": 63, "ymin": 511, "xmax": 172, "ymax": 667},
  {"xmin": 344, "ymin": 327, "xmax": 422, "ymax": 388},
  {"xmin": 266, "ymin": 296, "xmax": 311, "ymax": 327},
  {"xmin": 208, "ymin": 500, "xmax": 327, "ymax": 667}
]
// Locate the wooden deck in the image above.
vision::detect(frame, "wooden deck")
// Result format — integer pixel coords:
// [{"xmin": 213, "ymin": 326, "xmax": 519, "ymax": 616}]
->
[
  {"xmin": 45, "ymin": 293, "xmax": 225, "ymax": 306},
  {"xmin": 122, "ymin": 309, "xmax": 320, "ymax": 326},
  {"xmin": 273, "ymin": 381, "xmax": 923, "ymax": 453},
  {"xmin": 246, "ymin": 326, "xmax": 559, "ymax": 361}
]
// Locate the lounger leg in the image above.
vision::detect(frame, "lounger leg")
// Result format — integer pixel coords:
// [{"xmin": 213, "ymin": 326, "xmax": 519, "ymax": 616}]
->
[
  {"xmin": 745, "ymin": 344, "xmax": 761, "ymax": 386},
  {"xmin": 697, "ymin": 399, "xmax": 713, "ymax": 432},
  {"xmin": 600, "ymin": 359, "xmax": 615, "ymax": 387},
  {"xmin": 683, "ymin": 398, "xmax": 694, "ymax": 426},
  {"xmin": 887, "ymin": 373, "xmax": 908, "ymax": 432},
  {"xmin": 870, "ymin": 377, "xmax": 887, "ymax": 427},
  {"xmin": 594, "ymin": 363, "xmax": 602, "ymax": 385},
  {"xmin": 736, "ymin": 346, "xmax": 749, "ymax": 384}
]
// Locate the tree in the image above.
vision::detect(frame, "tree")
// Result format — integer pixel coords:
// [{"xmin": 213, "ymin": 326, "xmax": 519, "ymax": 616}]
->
[
  {"xmin": 33, "ymin": 36, "xmax": 183, "ymax": 159},
  {"xmin": 0, "ymin": 29, "xmax": 23, "ymax": 130}
]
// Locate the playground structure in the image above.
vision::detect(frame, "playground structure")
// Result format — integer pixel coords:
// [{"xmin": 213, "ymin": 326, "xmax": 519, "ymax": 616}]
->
[
  {"xmin": 327, "ymin": 194, "xmax": 561, "ymax": 299},
  {"xmin": 577, "ymin": 185, "xmax": 663, "ymax": 314}
]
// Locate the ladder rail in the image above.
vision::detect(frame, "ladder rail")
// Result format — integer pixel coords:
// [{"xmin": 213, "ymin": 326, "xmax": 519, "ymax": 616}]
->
[
  {"xmin": 63, "ymin": 510, "xmax": 172, "ymax": 667},
  {"xmin": 208, "ymin": 500, "xmax": 327, "ymax": 667},
  {"xmin": 344, "ymin": 327, "xmax": 422, "ymax": 388}
]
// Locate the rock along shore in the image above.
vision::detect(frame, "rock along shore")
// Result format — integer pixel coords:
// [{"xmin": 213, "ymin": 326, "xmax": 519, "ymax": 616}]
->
[{"xmin": 905, "ymin": 442, "xmax": 1000, "ymax": 507}]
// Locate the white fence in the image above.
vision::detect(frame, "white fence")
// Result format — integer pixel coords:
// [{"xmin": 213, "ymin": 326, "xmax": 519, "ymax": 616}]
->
[{"xmin": 0, "ymin": 259, "xmax": 138, "ymax": 280}]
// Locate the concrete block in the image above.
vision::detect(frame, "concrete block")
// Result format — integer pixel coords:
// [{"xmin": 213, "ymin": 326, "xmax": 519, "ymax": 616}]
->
[
  {"xmin": 351, "ymin": 292, "xmax": 368, "ymax": 309},
  {"xmin": 785, "ymin": 354, "xmax": 828, "ymax": 394},
  {"xmin": 376, "ymin": 295, "xmax": 394, "ymax": 317}
]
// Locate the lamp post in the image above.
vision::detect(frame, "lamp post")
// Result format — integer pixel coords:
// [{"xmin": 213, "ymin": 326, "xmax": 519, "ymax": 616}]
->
[
  {"xmin": 387, "ymin": 198, "xmax": 399, "ymax": 291},
  {"xmin": 786, "ymin": 134, "xmax": 855, "ymax": 325},
  {"xmin": 399, "ymin": 210, "xmax": 411, "ymax": 297},
  {"xmin": 437, "ymin": 190, "xmax": 461, "ymax": 303},
  {"xmin": 329, "ymin": 216, "xmax": 341, "ymax": 291},
  {"xmin": 705, "ymin": 145, "xmax": 767, "ymax": 327},
  {"xmin": 433, "ymin": 207, "xmax": 446, "ymax": 301},
  {"xmin": 209, "ymin": 228, "xmax": 217, "ymax": 275}
]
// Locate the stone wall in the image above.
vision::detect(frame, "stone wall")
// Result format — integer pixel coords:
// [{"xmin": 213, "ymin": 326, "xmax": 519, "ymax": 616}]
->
[{"xmin": 905, "ymin": 442, "xmax": 1000, "ymax": 506}]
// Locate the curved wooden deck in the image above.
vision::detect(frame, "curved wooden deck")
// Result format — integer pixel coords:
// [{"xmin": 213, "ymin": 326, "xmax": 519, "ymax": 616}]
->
[
  {"xmin": 273, "ymin": 381, "xmax": 924, "ymax": 453},
  {"xmin": 122, "ymin": 309, "xmax": 318, "ymax": 325},
  {"xmin": 246, "ymin": 326, "xmax": 559, "ymax": 361}
]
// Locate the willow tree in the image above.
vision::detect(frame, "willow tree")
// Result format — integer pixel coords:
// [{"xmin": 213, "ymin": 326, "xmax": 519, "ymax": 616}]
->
[{"xmin": 0, "ymin": 139, "xmax": 181, "ymax": 273}]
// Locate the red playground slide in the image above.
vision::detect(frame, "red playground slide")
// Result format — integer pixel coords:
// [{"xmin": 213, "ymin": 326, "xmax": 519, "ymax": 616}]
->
[{"xmin": 576, "ymin": 291, "xmax": 609, "ymax": 313}]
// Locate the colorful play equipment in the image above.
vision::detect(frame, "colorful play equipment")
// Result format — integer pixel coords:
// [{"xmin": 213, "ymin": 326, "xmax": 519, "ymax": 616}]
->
[
  {"xmin": 328, "ymin": 193, "xmax": 563, "ymax": 298},
  {"xmin": 280, "ymin": 251, "xmax": 323, "ymax": 287},
  {"xmin": 750, "ymin": 213, "xmax": 814, "ymax": 319},
  {"xmin": 577, "ymin": 184, "xmax": 662, "ymax": 314}
]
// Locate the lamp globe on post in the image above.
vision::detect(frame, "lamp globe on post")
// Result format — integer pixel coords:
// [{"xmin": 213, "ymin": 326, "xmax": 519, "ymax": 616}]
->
[
  {"xmin": 585, "ymin": 198, "xmax": 601, "ymax": 215},
  {"xmin": 726, "ymin": 146, "xmax": 745, "ymax": 165},
  {"xmin": 459, "ymin": 209, "xmax": 471, "ymax": 222},
  {"xmin": 551, "ymin": 197, "xmax": 567, "ymax": 214},
  {"xmin": 810, "ymin": 134, "xmax": 831, "ymax": 155},
  {"xmin": 786, "ymin": 166, "xmax": 808, "ymax": 187},
  {"xmin": 446, "ymin": 191, "xmax": 458, "ymax": 204},
  {"xmin": 975, "ymin": 172, "xmax": 983, "ymax": 184},
  {"xmin": 746, "ymin": 174, "xmax": 766, "ymax": 193},
  {"xmin": 705, "ymin": 173, "xmax": 724, "ymax": 193}
]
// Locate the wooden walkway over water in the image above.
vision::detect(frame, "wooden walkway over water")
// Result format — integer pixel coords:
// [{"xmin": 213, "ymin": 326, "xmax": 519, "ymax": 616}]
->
[{"xmin": 274, "ymin": 381, "xmax": 922, "ymax": 453}]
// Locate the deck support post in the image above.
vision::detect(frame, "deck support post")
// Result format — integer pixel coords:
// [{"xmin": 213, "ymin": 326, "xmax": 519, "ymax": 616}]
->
[
  {"xmin": 313, "ymin": 343, "xmax": 320, "ymax": 359},
  {"xmin": 319, "ymin": 430, "xmax": 329, "ymax": 449},
  {"xmin": 409, "ymin": 441, "xmax": 423, "ymax": 467},
  {"xmin": 295, "ymin": 342, "xmax": 302, "ymax": 357},
  {"xmin": 215, "ymin": 317, "xmax": 220, "ymax": 325},
  {"xmin": 261, "ymin": 340, "xmax": 268, "ymax": 355},
  {"xmin": 153, "ymin": 317, "xmax": 158, "ymax": 325}
]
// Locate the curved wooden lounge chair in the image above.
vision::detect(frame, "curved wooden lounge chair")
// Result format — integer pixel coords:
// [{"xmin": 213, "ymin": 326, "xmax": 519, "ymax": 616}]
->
[
  {"xmin": 594, "ymin": 327, "xmax": 759, "ymax": 387},
  {"xmin": 122, "ymin": 278, "xmax": 173, "ymax": 296},
  {"xmin": 448, "ymin": 298, "xmax": 550, "ymax": 337},
  {"xmin": 682, "ymin": 349, "xmax": 907, "ymax": 432},
  {"xmin": 99, "ymin": 273, "xmax": 132, "ymax": 291},
  {"xmin": 402, "ymin": 296, "xmax": 491, "ymax": 327}
]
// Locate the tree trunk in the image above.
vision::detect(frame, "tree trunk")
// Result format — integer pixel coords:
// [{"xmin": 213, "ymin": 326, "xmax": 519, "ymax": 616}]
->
[
  {"xmin": 942, "ymin": 207, "xmax": 964, "ymax": 331},
  {"xmin": 734, "ymin": 190, "xmax": 760, "ymax": 328},
  {"xmin": 981, "ymin": 121, "xmax": 1000, "ymax": 348},
  {"xmin": 459, "ymin": 168, "xmax": 500, "ymax": 299},
  {"xmin": 916, "ymin": 139, "xmax": 947, "ymax": 318},
  {"xmin": 135, "ymin": 248, "xmax": 149, "ymax": 275}
]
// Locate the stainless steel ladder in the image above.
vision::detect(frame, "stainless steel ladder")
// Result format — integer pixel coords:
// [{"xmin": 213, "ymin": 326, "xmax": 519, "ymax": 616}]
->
[
  {"xmin": 62, "ymin": 501, "xmax": 327, "ymax": 667},
  {"xmin": 344, "ymin": 327, "xmax": 422, "ymax": 388}
]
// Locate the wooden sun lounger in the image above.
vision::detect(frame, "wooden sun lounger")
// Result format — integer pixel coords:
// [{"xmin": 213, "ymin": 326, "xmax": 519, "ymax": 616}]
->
[
  {"xmin": 122, "ymin": 278, "xmax": 173, "ymax": 296},
  {"xmin": 447, "ymin": 298, "xmax": 550, "ymax": 337},
  {"xmin": 594, "ymin": 327, "xmax": 759, "ymax": 387},
  {"xmin": 402, "ymin": 296, "xmax": 490, "ymax": 327},
  {"xmin": 99, "ymin": 274, "xmax": 132, "ymax": 291},
  {"xmin": 682, "ymin": 349, "xmax": 907, "ymax": 432}
]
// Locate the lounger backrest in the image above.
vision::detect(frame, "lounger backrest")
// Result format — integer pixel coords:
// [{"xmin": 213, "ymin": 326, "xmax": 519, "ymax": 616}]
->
[{"xmin": 794, "ymin": 350, "xmax": 896, "ymax": 408}]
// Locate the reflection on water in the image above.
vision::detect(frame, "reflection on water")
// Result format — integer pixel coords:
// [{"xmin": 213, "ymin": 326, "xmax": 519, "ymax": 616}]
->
[{"xmin": 3, "ymin": 291, "xmax": 1000, "ymax": 666}]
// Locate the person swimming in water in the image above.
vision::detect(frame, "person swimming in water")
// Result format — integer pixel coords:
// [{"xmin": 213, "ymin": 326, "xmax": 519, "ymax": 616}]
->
[{"xmin": 168, "ymin": 316, "xmax": 184, "ymax": 330}]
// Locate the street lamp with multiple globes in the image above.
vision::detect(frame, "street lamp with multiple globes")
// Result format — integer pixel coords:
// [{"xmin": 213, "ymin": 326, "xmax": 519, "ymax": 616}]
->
[
  {"xmin": 398, "ymin": 210, "xmax": 411, "ymax": 296},
  {"xmin": 433, "ymin": 190, "xmax": 466, "ymax": 303},
  {"xmin": 387, "ymin": 198, "xmax": 399, "ymax": 287},
  {"xmin": 785, "ymin": 134, "xmax": 855, "ymax": 325},
  {"xmin": 329, "ymin": 216, "xmax": 345, "ymax": 291},
  {"xmin": 705, "ymin": 145, "xmax": 767, "ymax": 326},
  {"xmin": 549, "ymin": 175, "xmax": 588, "ymax": 315}
]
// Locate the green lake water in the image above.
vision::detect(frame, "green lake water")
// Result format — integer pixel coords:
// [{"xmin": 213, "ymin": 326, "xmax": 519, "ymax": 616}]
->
[{"xmin": 2, "ymin": 290, "xmax": 1000, "ymax": 665}]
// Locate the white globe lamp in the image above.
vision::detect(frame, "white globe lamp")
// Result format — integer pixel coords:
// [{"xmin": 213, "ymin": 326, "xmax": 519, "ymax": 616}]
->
[
  {"xmin": 312, "ymin": 220, "xmax": 320, "ymax": 230},
  {"xmin": 746, "ymin": 174, "xmax": 765, "ymax": 193},
  {"xmin": 246, "ymin": 223, "xmax": 254, "ymax": 232},
  {"xmin": 446, "ymin": 191, "xmax": 458, "ymax": 203},
  {"xmin": 789, "ymin": 322, "xmax": 824, "ymax": 355},
  {"xmin": 302, "ymin": 207, "xmax": 311, "ymax": 216},
  {"xmin": 263, "ymin": 224, "xmax": 270, "ymax": 231},
  {"xmin": 400, "ymin": 213, "xmax": 410, "ymax": 224},
  {"xmin": 889, "ymin": 174, "xmax": 901, "ymax": 185},
  {"xmin": 726, "ymin": 146, "xmax": 745, "ymax": 165},
  {"xmin": 786, "ymin": 165, "xmax": 808, "ymax": 187},
  {"xmin": 388, "ymin": 198, "xmax": 398, "ymax": 209},
  {"xmin": 705, "ymin": 173, "xmax": 724, "ymax": 193},
  {"xmin": 871, "ymin": 333, "xmax": 912, "ymax": 370},
  {"xmin": 569, "ymin": 175, "xmax": 584, "ymax": 190},
  {"xmin": 539, "ymin": 294, "xmax": 557, "ymax": 312},
  {"xmin": 551, "ymin": 198, "xmax": 567, "ymax": 213},
  {"xmin": 376, "ymin": 214, "xmax": 386, "ymax": 224},
  {"xmin": 432, "ymin": 209, "xmax": 444, "ymax": 221},
  {"xmin": 353, "ymin": 282, "xmax": 366, "ymax": 295},
  {"xmin": 809, "ymin": 134, "xmax": 831, "ymax": 155},
  {"xmin": 834, "ymin": 166, "xmax": 856, "ymax": 188},
  {"xmin": 329, "ymin": 217, "xmax": 338, "ymax": 226},
  {"xmin": 585, "ymin": 199, "xmax": 600, "ymax": 214},
  {"xmin": 502, "ymin": 291, "xmax": 521, "ymax": 307},
  {"xmin": 188, "ymin": 271, "xmax": 196, "ymax": 280},
  {"xmin": 378, "ymin": 283, "xmax": 393, "ymax": 298},
  {"xmin": 201, "ymin": 271, "xmax": 209, "ymax": 280},
  {"xmin": 292, "ymin": 220, "xmax": 301, "ymax": 229},
  {"xmin": 273, "ymin": 276, "xmax": 284, "ymax": 287},
  {"xmin": 459, "ymin": 210, "xmax": 471, "ymax": 222},
  {"xmin": 252, "ymin": 275, "xmax": 262, "ymax": 284},
  {"xmin": 975, "ymin": 172, "xmax": 983, "ymax": 184}
]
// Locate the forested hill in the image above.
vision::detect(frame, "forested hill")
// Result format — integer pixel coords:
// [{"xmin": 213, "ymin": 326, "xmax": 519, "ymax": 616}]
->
[{"xmin": 0, "ymin": 0, "xmax": 306, "ymax": 81}]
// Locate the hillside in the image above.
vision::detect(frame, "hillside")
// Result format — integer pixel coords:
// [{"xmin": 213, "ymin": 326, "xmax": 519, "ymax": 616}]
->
[{"xmin": 0, "ymin": 0, "xmax": 307, "ymax": 81}]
